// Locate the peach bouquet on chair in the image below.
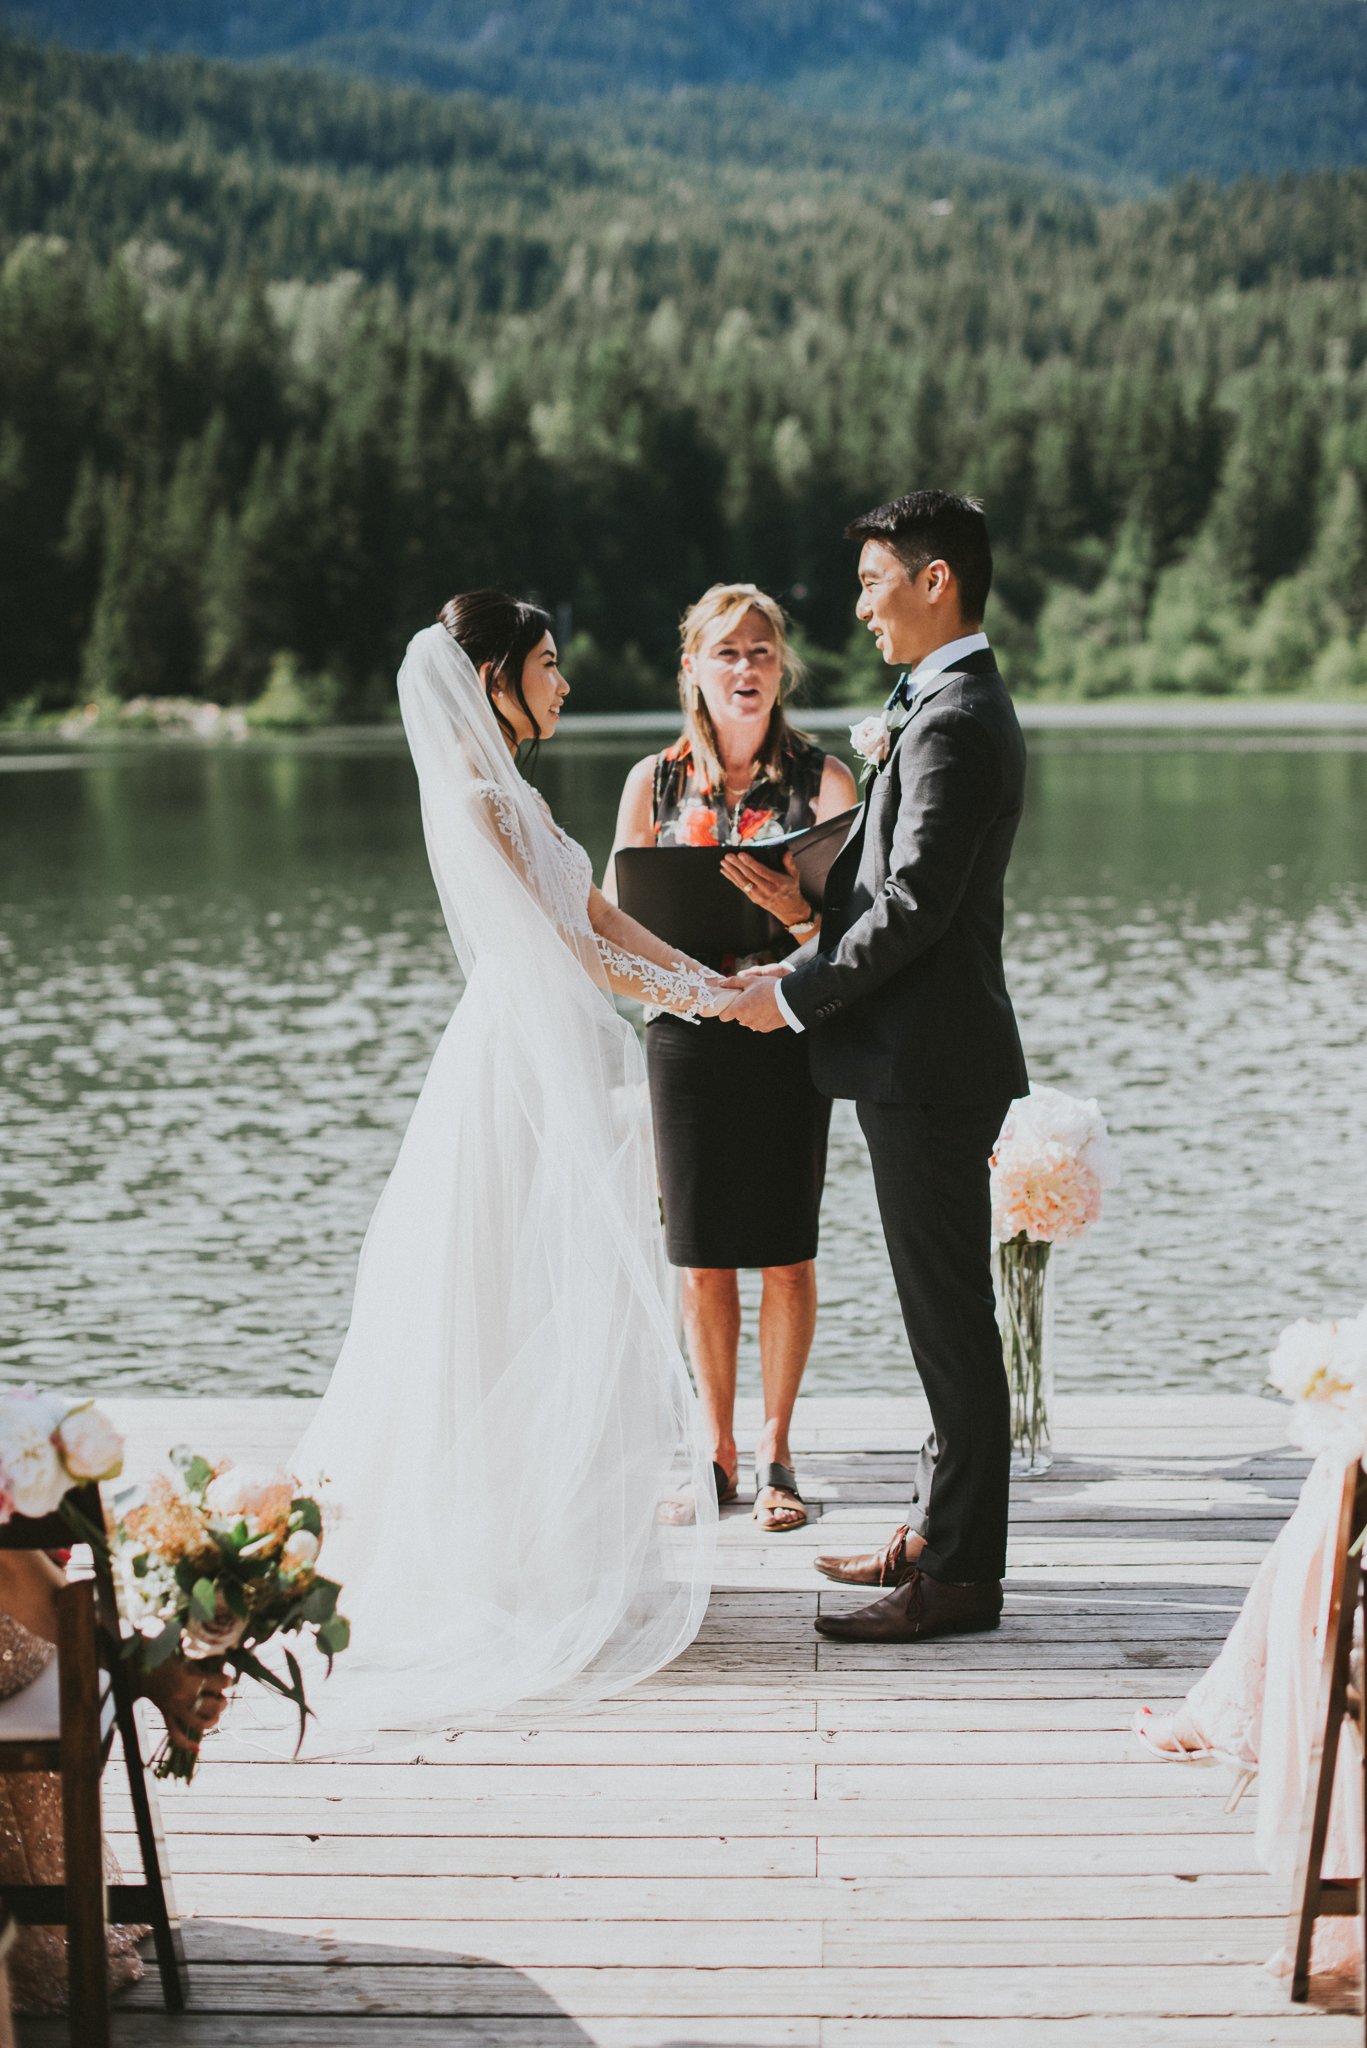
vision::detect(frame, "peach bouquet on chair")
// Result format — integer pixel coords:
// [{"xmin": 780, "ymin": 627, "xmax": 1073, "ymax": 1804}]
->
[
  {"xmin": 94, "ymin": 1449, "xmax": 350, "ymax": 1781},
  {"xmin": 0, "ymin": 1384, "xmax": 124, "ymax": 1521},
  {"xmin": 990, "ymin": 1087, "xmax": 1115, "ymax": 1475}
]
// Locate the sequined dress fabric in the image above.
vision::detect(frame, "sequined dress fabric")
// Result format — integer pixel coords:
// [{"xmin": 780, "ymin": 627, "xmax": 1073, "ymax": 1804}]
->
[{"xmin": 0, "ymin": 1613, "xmax": 144, "ymax": 2013}]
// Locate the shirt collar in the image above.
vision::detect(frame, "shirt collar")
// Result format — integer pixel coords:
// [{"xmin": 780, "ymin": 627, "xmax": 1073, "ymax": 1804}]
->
[{"xmin": 887, "ymin": 631, "xmax": 991, "ymax": 711}]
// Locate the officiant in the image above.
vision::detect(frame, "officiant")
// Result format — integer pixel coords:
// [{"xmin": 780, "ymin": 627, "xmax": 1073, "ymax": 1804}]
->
[{"xmin": 607, "ymin": 584, "xmax": 856, "ymax": 1530}]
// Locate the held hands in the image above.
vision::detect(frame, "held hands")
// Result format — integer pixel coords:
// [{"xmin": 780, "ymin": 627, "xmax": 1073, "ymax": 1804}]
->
[
  {"xmin": 140, "ymin": 1652, "xmax": 231, "ymax": 1756},
  {"xmin": 719, "ymin": 849, "xmax": 809, "ymax": 929},
  {"xmin": 715, "ymin": 962, "xmax": 791, "ymax": 1033},
  {"xmin": 714, "ymin": 849, "xmax": 806, "ymax": 1031}
]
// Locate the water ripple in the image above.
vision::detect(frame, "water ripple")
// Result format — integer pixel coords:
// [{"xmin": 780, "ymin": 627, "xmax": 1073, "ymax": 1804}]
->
[{"xmin": 3, "ymin": 734, "xmax": 1366, "ymax": 1398}]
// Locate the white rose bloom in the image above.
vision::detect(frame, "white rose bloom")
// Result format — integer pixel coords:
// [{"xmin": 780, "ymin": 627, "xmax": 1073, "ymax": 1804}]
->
[
  {"xmin": 55, "ymin": 1402, "xmax": 125, "ymax": 1483},
  {"xmin": 1268, "ymin": 1318, "xmax": 1339, "ymax": 1404},
  {"xmin": 1007, "ymin": 1086, "xmax": 1115, "ymax": 1181},
  {"xmin": 0, "ymin": 1397, "xmax": 69, "ymax": 1518},
  {"xmin": 1268, "ymin": 1305, "xmax": 1367, "ymax": 1459},
  {"xmin": 848, "ymin": 713, "xmax": 890, "ymax": 766},
  {"xmin": 281, "ymin": 1528, "xmax": 320, "ymax": 1574}
]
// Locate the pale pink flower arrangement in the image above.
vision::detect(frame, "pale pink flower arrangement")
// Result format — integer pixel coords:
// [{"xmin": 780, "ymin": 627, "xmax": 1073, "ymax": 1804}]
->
[
  {"xmin": 989, "ymin": 1088, "xmax": 1115, "ymax": 1473},
  {"xmin": 991, "ymin": 1087, "xmax": 1114, "ymax": 1247}
]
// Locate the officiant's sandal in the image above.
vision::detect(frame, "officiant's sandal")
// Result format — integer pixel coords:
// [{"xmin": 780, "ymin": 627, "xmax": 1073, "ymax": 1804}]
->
[{"xmin": 754, "ymin": 1462, "xmax": 807, "ymax": 1532}]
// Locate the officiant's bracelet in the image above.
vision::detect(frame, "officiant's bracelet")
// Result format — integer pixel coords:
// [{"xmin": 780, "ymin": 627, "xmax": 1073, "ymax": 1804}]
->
[{"xmin": 786, "ymin": 914, "xmax": 818, "ymax": 940}]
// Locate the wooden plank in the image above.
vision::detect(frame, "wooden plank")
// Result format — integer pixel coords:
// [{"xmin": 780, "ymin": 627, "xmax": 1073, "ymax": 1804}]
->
[
  {"xmin": 24, "ymin": 2026, "xmax": 1362, "ymax": 2048},
  {"xmin": 112, "ymin": 1960, "xmax": 1331, "ymax": 2018},
  {"xmin": 168, "ymin": 1914, "xmax": 1279, "ymax": 1967},
  {"xmin": 174, "ymin": 1726, "xmax": 1212, "ymax": 1766},
  {"xmin": 39, "ymin": 2024, "xmax": 823, "ymax": 2047},
  {"xmin": 167, "ymin": 1757, "xmax": 1234, "ymax": 1801},
  {"xmin": 106, "ymin": 1792, "xmax": 1257, "ymax": 1841},
  {"xmin": 822, "ymin": 1920, "xmax": 1285, "ymax": 1967},
  {"xmin": 822, "ymin": 2025, "xmax": 1358, "ymax": 2047},
  {"xmin": 124, "ymin": 1872, "xmax": 1285, "ymax": 1919},
  {"xmin": 107, "ymin": 1828, "xmax": 1265, "ymax": 1881}
]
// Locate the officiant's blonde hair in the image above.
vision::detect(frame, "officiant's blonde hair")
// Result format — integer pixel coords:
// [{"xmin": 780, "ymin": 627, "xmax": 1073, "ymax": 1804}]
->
[{"xmin": 677, "ymin": 583, "xmax": 806, "ymax": 793}]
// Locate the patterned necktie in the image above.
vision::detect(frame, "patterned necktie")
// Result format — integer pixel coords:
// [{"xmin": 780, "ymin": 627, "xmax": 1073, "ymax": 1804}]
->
[{"xmin": 886, "ymin": 671, "xmax": 916, "ymax": 714}]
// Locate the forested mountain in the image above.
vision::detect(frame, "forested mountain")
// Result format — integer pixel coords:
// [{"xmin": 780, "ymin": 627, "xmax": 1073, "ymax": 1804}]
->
[
  {"xmin": 7, "ymin": 0, "xmax": 1367, "ymax": 188},
  {"xmin": 1, "ymin": 36, "xmax": 1365, "ymax": 715}
]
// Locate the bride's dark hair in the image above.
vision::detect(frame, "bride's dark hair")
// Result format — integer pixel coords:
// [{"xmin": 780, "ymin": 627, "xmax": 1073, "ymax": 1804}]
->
[{"xmin": 437, "ymin": 589, "xmax": 554, "ymax": 761}]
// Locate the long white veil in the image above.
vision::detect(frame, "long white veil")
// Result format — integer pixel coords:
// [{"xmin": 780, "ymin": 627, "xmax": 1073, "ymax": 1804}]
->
[{"xmin": 292, "ymin": 624, "xmax": 716, "ymax": 1726}]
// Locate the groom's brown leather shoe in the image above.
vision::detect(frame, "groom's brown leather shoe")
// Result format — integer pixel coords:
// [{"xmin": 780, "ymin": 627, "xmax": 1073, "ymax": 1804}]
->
[
  {"xmin": 814, "ymin": 1568, "xmax": 1003, "ymax": 1643},
  {"xmin": 814, "ymin": 1523, "xmax": 922, "ymax": 1588}
]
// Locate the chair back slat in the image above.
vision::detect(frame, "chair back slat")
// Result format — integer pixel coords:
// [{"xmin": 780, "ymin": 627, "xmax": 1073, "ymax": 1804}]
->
[
  {"xmin": 0, "ymin": 1486, "xmax": 102, "ymax": 1554},
  {"xmin": 1285, "ymin": 1460, "xmax": 1367, "ymax": 2023},
  {"xmin": 56, "ymin": 1580, "xmax": 108, "ymax": 2048}
]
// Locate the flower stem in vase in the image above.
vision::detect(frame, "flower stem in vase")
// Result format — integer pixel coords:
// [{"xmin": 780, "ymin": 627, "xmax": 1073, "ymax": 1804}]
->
[{"xmin": 994, "ymin": 1234, "xmax": 1055, "ymax": 1475}]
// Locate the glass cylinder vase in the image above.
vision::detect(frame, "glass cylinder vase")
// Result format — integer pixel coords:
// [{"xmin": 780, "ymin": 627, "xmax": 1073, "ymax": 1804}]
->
[{"xmin": 994, "ymin": 1234, "xmax": 1055, "ymax": 1475}]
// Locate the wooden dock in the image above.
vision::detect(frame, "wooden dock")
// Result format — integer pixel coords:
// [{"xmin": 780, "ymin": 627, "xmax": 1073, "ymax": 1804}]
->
[{"xmin": 22, "ymin": 1393, "xmax": 1362, "ymax": 2046}]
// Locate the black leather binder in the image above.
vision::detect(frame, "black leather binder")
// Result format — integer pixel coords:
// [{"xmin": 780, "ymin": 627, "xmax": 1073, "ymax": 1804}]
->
[{"xmin": 613, "ymin": 806, "xmax": 858, "ymax": 959}]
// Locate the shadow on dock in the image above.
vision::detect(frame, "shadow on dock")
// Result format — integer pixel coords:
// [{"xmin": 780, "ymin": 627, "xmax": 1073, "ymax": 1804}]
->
[{"xmin": 21, "ymin": 1922, "xmax": 776, "ymax": 2045}]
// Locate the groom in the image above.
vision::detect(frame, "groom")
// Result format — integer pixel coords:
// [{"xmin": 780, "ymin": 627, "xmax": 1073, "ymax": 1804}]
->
[{"xmin": 721, "ymin": 490, "xmax": 1027, "ymax": 1643}]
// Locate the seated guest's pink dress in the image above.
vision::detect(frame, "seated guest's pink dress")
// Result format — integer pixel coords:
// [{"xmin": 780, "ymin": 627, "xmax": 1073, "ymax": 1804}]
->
[{"xmin": 1157, "ymin": 1453, "xmax": 1362, "ymax": 1976}]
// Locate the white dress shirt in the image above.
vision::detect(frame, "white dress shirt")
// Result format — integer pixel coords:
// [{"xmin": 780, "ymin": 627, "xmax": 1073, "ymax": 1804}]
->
[{"xmin": 773, "ymin": 632, "xmax": 991, "ymax": 1032}]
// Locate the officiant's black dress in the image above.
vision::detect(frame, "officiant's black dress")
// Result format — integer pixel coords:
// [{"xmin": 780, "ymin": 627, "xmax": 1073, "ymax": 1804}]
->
[{"xmin": 646, "ymin": 733, "xmax": 833, "ymax": 1270}]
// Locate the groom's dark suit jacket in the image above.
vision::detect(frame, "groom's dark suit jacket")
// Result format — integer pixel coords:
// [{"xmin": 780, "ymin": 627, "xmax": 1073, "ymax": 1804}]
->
[{"xmin": 781, "ymin": 647, "xmax": 1028, "ymax": 1106}]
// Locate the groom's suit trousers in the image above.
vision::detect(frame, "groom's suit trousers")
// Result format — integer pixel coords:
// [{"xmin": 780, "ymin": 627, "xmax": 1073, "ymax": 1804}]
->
[{"xmin": 857, "ymin": 1093, "xmax": 1012, "ymax": 1585}]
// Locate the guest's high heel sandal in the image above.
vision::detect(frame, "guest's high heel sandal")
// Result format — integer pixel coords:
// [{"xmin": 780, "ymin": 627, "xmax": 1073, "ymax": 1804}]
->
[{"xmin": 1132, "ymin": 1706, "xmax": 1258, "ymax": 1812}]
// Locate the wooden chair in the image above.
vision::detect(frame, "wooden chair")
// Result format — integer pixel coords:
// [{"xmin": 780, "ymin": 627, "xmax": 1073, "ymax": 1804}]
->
[
  {"xmin": 0, "ymin": 1903, "xmax": 17, "ymax": 2048},
  {"xmin": 0, "ymin": 1483, "xmax": 186, "ymax": 2047},
  {"xmin": 1286, "ymin": 1459, "xmax": 1367, "ymax": 2030}
]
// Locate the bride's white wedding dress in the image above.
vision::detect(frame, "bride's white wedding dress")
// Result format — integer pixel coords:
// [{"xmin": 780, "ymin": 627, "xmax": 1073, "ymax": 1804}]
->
[{"xmin": 292, "ymin": 624, "xmax": 718, "ymax": 1726}]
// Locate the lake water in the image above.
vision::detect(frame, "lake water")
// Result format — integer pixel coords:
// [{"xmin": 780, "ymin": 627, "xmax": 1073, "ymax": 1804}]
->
[{"xmin": 3, "ymin": 722, "xmax": 1366, "ymax": 1402}]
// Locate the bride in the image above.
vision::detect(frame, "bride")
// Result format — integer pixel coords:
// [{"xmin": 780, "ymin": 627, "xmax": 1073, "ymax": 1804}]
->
[{"xmin": 293, "ymin": 592, "xmax": 726, "ymax": 1725}]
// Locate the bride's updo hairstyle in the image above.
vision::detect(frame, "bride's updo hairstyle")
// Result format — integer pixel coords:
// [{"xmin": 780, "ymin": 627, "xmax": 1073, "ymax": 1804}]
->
[
  {"xmin": 677, "ymin": 582, "xmax": 806, "ymax": 794},
  {"xmin": 438, "ymin": 588, "xmax": 554, "ymax": 760}
]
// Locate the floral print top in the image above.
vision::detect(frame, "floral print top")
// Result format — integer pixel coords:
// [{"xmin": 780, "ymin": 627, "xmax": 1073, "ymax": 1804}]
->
[
  {"xmin": 651, "ymin": 731, "xmax": 826, "ymax": 851},
  {"xmin": 649, "ymin": 730, "xmax": 827, "ymax": 976}
]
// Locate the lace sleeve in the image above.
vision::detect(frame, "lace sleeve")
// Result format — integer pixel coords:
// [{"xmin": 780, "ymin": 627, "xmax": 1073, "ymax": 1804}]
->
[
  {"xmin": 470, "ymin": 778, "xmax": 532, "ymax": 875},
  {"xmin": 594, "ymin": 936, "xmax": 718, "ymax": 1023}
]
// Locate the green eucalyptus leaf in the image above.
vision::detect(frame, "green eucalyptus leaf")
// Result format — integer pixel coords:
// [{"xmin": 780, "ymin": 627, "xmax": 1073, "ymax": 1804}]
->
[
  {"xmin": 300, "ymin": 1579, "xmax": 337, "ymax": 1624},
  {"xmin": 291, "ymin": 1497, "xmax": 322, "ymax": 1538},
  {"xmin": 316, "ymin": 1615, "xmax": 350, "ymax": 1656},
  {"xmin": 140, "ymin": 1620, "xmax": 182, "ymax": 1671}
]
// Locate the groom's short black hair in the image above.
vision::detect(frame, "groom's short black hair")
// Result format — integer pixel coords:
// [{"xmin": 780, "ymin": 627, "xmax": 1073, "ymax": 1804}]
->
[{"xmin": 845, "ymin": 491, "xmax": 993, "ymax": 622}]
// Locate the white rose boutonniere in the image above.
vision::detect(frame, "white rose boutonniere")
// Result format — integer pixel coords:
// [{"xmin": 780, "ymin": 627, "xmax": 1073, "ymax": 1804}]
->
[{"xmin": 849, "ymin": 702, "xmax": 912, "ymax": 783}]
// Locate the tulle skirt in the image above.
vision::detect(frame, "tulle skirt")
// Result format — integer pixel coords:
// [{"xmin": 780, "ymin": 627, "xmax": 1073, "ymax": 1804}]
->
[{"xmin": 292, "ymin": 957, "xmax": 716, "ymax": 1730}]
